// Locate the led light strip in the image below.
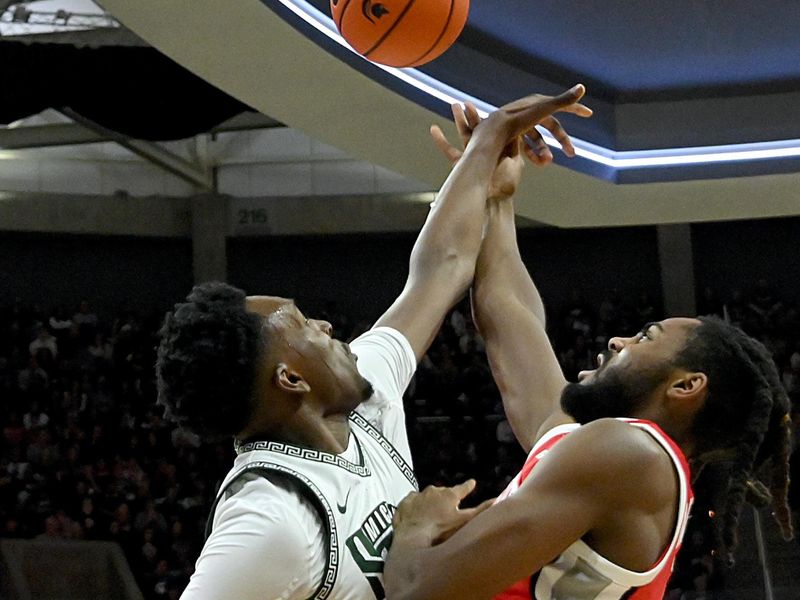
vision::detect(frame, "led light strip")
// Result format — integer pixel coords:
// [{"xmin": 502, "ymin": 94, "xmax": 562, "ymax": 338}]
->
[{"xmin": 277, "ymin": 0, "xmax": 800, "ymax": 171}]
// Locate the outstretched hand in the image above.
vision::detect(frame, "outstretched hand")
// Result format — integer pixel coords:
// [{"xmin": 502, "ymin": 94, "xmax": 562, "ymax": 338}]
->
[
  {"xmin": 430, "ymin": 85, "xmax": 592, "ymax": 200},
  {"xmin": 491, "ymin": 84, "xmax": 593, "ymax": 162},
  {"xmin": 431, "ymin": 103, "xmax": 525, "ymax": 200},
  {"xmin": 393, "ymin": 479, "xmax": 495, "ymax": 546}
]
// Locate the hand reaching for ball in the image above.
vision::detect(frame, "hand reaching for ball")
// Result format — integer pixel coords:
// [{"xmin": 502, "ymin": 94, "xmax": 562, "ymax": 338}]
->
[
  {"xmin": 430, "ymin": 85, "xmax": 593, "ymax": 200},
  {"xmin": 431, "ymin": 102, "xmax": 525, "ymax": 201}
]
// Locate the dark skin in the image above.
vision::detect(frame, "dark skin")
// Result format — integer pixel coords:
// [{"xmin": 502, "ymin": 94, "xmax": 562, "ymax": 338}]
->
[
  {"xmin": 232, "ymin": 86, "xmax": 593, "ymax": 455},
  {"xmin": 239, "ymin": 296, "xmax": 366, "ymax": 453},
  {"xmin": 383, "ymin": 103, "xmax": 710, "ymax": 600}
]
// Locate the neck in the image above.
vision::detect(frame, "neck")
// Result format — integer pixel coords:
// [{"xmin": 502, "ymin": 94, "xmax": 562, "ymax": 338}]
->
[
  {"xmin": 629, "ymin": 406, "xmax": 696, "ymax": 460},
  {"xmin": 239, "ymin": 405, "xmax": 352, "ymax": 454},
  {"xmin": 669, "ymin": 434, "xmax": 696, "ymax": 462}
]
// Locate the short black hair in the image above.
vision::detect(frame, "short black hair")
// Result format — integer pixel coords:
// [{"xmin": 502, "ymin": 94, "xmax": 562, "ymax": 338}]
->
[
  {"xmin": 156, "ymin": 282, "xmax": 264, "ymax": 440},
  {"xmin": 676, "ymin": 315, "xmax": 794, "ymax": 565}
]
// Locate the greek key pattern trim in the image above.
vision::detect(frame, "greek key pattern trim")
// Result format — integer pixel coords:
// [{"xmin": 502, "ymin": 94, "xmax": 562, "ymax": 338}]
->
[
  {"xmin": 234, "ymin": 439, "xmax": 371, "ymax": 477},
  {"xmin": 350, "ymin": 412, "xmax": 418, "ymax": 489}
]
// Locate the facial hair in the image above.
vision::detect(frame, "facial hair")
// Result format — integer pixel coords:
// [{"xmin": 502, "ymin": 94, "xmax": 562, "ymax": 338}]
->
[
  {"xmin": 360, "ymin": 377, "xmax": 374, "ymax": 401},
  {"xmin": 560, "ymin": 363, "xmax": 666, "ymax": 425}
]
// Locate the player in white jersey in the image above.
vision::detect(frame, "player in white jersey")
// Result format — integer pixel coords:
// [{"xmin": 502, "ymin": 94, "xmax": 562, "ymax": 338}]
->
[
  {"xmin": 155, "ymin": 86, "xmax": 593, "ymax": 600},
  {"xmin": 384, "ymin": 101, "xmax": 794, "ymax": 600}
]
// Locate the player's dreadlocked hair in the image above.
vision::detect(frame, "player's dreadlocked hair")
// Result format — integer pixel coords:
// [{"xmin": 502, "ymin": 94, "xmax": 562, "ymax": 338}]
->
[
  {"xmin": 675, "ymin": 315, "xmax": 794, "ymax": 566},
  {"xmin": 156, "ymin": 282, "xmax": 264, "ymax": 440}
]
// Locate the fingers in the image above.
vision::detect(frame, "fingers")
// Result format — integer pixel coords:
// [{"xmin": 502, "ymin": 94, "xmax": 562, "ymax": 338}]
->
[
  {"xmin": 559, "ymin": 102, "xmax": 593, "ymax": 118},
  {"xmin": 430, "ymin": 124, "xmax": 463, "ymax": 164},
  {"xmin": 463, "ymin": 102, "xmax": 481, "ymax": 131},
  {"xmin": 522, "ymin": 130, "xmax": 552, "ymax": 166},
  {"xmin": 539, "ymin": 116, "xmax": 574, "ymax": 157},
  {"xmin": 445, "ymin": 86, "xmax": 589, "ymax": 167},
  {"xmin": 519, "ymin": 112, "xmax": 578, "ymax": 163},
  {"xmin": 500, "ymin": 84, "xmax": 582, "ymax": 115},
  {"xmin": 467, "ymin": 497, "xmax": 496, "ymax": 518},
  {"xmin": 452, "ymin": 103, "xmax": 472, "ymax": 146},
  {"xmin": 450, "ymin": 478, "xmax": 477, "ymax": 502},
  {"xmin": 506, "ymin": 137, "xmax": 521, "ymax": 159},
  {"xmin": 499, "ymin": 84, "xmax": 591, "ymax": 146},
  {"xmin": 545, "ymin": 84, "xmax": 586, "ymax": 112},
  {"xmin": 433, "ymin": 494, "xmax": 495, "ymax": 544}
]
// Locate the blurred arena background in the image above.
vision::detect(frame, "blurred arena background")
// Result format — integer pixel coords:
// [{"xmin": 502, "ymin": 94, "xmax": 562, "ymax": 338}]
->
[{"xmin": 1, "ymin": 1, "xmax": 799, "ymax": 599}]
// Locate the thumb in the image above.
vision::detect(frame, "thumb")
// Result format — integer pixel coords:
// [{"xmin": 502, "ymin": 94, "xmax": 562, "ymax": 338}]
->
[{"xmin": 467, "ymin": 497, "xmax": 496, "ymax": 517}]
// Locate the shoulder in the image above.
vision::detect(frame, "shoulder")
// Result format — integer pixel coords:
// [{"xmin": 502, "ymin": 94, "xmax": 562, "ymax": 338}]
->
[
  {"xmin": 351, "ymin": 326, "xmax": 416, "ymax": 401},
  {"xmin": 572, "ymin": 419, "xmax": 675, "ymax": 481},
  {"xmin": 215, "ymin": 474, "xmax": 319, "ymax": 537},
  {"xmin": 350, "ymin": 326, "xmax": 415, "ymax": 366},
  {"xmin": 188, "ymin": 476, "xmax": 321, "ymax": 599},
  {"xmin": 529, "ymin": 419, "xmax": 676, "ymax": 509}
]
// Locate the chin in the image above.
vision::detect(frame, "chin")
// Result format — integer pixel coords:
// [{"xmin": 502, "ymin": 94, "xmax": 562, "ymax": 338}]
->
[
  {"xmin": 560, "ymin": 375, "xmax": 640, "ymax": 425},
  {"xmin": 360, "ymin": 378, "xmax": 375, "ymax": 401}
]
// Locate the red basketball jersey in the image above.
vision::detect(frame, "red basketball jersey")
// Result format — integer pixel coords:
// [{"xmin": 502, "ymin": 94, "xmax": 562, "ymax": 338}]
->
[{"xmin": 493, "ymin": 419, "xmax": 694, "ymax": 600}]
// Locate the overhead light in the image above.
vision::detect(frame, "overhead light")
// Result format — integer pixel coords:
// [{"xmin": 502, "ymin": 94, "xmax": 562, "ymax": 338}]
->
[{"xmin": 273, "ymin": 0, "xmax": 800, "ymax": 173}]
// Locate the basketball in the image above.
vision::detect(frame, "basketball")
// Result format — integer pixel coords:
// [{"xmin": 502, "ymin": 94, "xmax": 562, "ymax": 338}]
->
[{"xmin": 330, "ymin": 0, "xmax": 470, "ymax": 68}]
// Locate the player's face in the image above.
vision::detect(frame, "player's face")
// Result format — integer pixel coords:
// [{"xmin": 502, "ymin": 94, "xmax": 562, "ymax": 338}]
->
[
  {"xmin": 246, "ymin": 296, "xmax": 373, "ymax": 408},
  {"xmin": 561, "ymin": 317, "xmax": 700, "ymax": 424}
]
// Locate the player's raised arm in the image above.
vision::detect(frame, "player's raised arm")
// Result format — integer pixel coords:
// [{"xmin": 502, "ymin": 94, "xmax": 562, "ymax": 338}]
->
[
  {"xmin": 375, "ymin": 85, "xmax": 589, "ymax": 362},
  {"xmin": 429, "ymin": 98, "xmax": 592, "ymax": 451},
  {"xmin": 472, "ymin": 198, "xmax": 573, "ymax": 451}
]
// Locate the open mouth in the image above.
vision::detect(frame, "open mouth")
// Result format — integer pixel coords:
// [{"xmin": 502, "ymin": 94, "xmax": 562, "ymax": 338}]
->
[{"xmin": 577, "ymin": 353, "xmax": 607, "ymax": 382}]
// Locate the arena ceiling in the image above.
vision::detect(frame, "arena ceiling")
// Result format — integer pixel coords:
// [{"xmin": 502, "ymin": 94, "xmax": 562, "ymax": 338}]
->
[
  {"xmin": 285, "ymin": 0, "xmax": 800, "ymax": 183},
  {"xmin": 3, "ymin": 1, "xmax": 800, "ymax": 227}
]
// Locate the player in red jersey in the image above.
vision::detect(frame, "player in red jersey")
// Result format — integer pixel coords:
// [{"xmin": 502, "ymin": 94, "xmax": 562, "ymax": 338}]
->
[{"xmin": 383, "ymin": 103, "xmax": 794, "ymax": 600}]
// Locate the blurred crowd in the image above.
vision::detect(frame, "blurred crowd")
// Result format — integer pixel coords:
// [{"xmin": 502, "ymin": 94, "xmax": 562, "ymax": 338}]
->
[{"xmin": 1, "ymin": 281, "xmax": 798, "ymax": 599}]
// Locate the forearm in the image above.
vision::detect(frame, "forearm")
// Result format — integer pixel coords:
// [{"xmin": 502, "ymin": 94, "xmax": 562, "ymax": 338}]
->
[
  {"xmin": 407, "ymin": 134, "xmax": 505, "ymax": 292},
  {"xmin": 377, "ymin": 86, "xmax": 587, "ymax": 360},
  {"xmin": 475, "ymin": 199, "xmax": 545, "ymax": 324},
  {"xmin": 373, "ymin": 129, "xmax": 509, "ymax": 361},
  {"xmin": 472, "ymin": 199, "xmax": 567, "ymax": 451}
]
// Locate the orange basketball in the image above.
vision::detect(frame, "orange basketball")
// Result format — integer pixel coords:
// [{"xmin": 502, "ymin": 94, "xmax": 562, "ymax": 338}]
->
[{"xmin": 330, "ymin": 0, "xmax": 470, "ymax": 68}]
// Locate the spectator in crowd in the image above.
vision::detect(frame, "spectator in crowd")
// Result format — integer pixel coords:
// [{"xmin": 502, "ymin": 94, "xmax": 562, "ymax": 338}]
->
[
  {"xmin": 29, "ymin": 324, "xmax": 58, "ymax": 360},
  {"xmin": 48, "ymin": 305, "xmax": 74, "ymax": 339}
]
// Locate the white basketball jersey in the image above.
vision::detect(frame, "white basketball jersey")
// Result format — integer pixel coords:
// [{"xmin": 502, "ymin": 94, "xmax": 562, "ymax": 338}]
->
[{"xmin": 206, "ymin": 410, "xmax": 418, "ymax": 600}]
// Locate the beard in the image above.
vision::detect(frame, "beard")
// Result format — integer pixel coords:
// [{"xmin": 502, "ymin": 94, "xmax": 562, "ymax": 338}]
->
[
  {"xmin": 560, "ymin": 362, "xmax": 666, "ymax": 425},
  {"xmin": 360, "ymin": 376, "xmax": 375, "ymax": 402}
]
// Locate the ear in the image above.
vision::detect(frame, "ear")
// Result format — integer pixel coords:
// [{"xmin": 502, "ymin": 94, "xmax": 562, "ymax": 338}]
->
[
  {"xmin": 274, "ymin": 363, "xmax": 311, "ymax": 395},
  {"xmin": 667, "ymin": 371, "xmax": 708, "ymax": 402}
]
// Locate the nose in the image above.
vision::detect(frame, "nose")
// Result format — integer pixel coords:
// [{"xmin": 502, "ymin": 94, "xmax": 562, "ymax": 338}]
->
[
  {"xmin": 608, "ymin": 335, "xmax": 633, "ymax": 353},
  {"xmin": 313, "ymin": 319, "xmax": 333, "ymax": 336}
]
